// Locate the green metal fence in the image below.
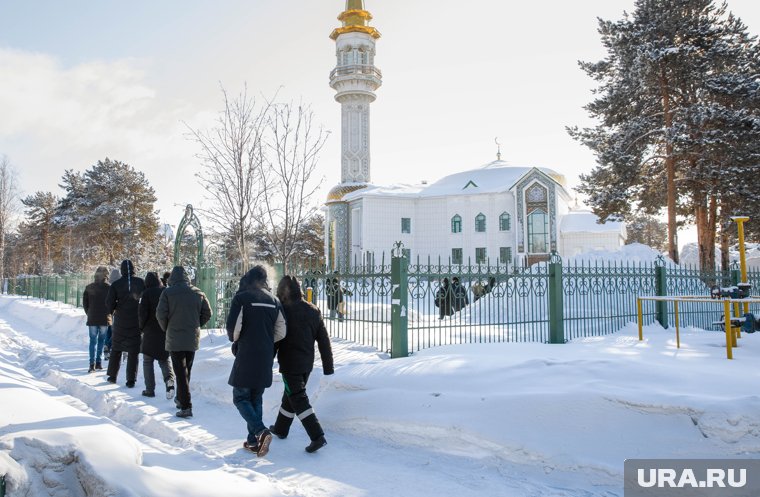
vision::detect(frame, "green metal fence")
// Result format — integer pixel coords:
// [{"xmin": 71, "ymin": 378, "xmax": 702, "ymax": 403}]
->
[{"xmin": 6, "ymin": 257, "xmax": 760, "ymax": 356}]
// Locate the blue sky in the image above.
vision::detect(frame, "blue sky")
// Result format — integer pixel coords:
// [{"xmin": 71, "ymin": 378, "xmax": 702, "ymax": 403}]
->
[{"xmin": 1, "ymin": 0, "xmax": 758, "ymax": 245}]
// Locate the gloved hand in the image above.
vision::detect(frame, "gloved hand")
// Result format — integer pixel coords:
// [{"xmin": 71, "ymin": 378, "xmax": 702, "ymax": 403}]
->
[{"xmin": 231, "ymin": 341, "xmax": 239, "ymax": 357}]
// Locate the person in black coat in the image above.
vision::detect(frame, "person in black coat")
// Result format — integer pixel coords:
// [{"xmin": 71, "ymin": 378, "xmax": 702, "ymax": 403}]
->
[
  {"xmin": 270, "ymin": 275, "xmax": 334, "ymax": 453},
  {"xmin": 82, "ymin": 266, "xmax": 112, "ymax": 372},
  {"xmin": 226, "ymin": 265, "xmax": 286, "ymax": 457},
  {"xmin": 451, "ymin": 277, "xmax": 470, "ymax": 312},
  {"xmin": 435, "ymin": 278, "xmax": 454, "ymax": 319},
  {"xmin": 105, "ymin": 259, "xmax": 146, "ymax": 388},
  {"xmin": 138, "ymin": 272, "xmax": 175, "ymax": 399}
]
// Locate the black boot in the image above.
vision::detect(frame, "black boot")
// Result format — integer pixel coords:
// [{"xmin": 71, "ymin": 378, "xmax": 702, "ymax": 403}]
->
[
  {"xmin": 88, "ymin": 363, "xmax": 95, "ymax": 373},
  {"xmin": 305, "ymin": 436, "xmax": 327, "ymax": 453}
]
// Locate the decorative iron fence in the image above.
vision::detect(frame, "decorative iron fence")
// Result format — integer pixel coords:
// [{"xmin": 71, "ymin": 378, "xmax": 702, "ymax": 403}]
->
[{"xmin": 5, "ymin": 257, "xmax": 760, "ymax": 356}]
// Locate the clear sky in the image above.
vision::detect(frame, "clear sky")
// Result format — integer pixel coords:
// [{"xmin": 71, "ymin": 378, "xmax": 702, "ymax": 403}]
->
[{"xmin": 1, "ymin": 0, "xmax": 758, "ymax": 245}]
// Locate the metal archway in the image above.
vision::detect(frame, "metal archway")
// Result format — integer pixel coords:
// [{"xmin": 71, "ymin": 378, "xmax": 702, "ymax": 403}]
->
[{"xmin": 173, "ymin": 204, "xmax": 204, "ymax": 269}]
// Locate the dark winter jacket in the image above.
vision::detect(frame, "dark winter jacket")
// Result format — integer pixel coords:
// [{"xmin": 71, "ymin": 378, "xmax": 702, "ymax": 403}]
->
[
  {"xmin": 276, "ymin": 276, "xmax": 333, "ymax": 375},
  {"xmin": 157, "ymin": 266, "xmax": 212, "ymax": 352},
  {"xmin": 105, "ymin": 260, "xmax": 146, "ymax": 352},
  {"xmin": 451, "ymin": 278, "xmax": 469, "ymax": 312},
  {"xmin": 435, "ymin": 278, "xmax": 454, "ymax": 317},
  {"xmin": 326, "ymin": 276, "xmax": 343, "ymax": 311},
  {"xmin": 83, "ymin": 266, "xmax": 112, "ymax": 327},
  {"xmin": 226, "ymin": 274, "xmax": 286, "ymax": 389},
  {"xmin": 139, "ymin": 272, "xmax": 168, "ymax": 360}
]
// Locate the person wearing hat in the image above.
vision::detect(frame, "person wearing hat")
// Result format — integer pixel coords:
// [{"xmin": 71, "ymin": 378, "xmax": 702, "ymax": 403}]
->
[
  {"xmin": 82, "ymin": 266, "xmax": 112, "ymax": 372},
  {"xmin": 105, "ymin": 259, "xmax": 145, "ymax": 388}
]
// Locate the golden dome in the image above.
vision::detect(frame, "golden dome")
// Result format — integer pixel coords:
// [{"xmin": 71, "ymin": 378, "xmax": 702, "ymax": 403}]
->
[
  {"xmin": 330, "ymin": 1, "xmax": 380, "ymax": 40},
  {"xmin": 326, "ymin": 183, "xmax": 369, "ymax": 203}
]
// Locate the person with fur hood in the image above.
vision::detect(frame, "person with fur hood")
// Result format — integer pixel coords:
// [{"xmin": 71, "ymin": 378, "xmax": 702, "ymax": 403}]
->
[
  {"xmin": 82, "ymin": 266, "xmax": 112, "ymax": 372},
  {"xmin": 138, "ymin": 272, "xmax": 175, "ymax": 399},
  {"xmin": 105, "ymin": 260, "xmax": 145, "ymax": 387},
  {"xmin": 270, "ymin": 275, "xmax": 334, "ymax": 453}
]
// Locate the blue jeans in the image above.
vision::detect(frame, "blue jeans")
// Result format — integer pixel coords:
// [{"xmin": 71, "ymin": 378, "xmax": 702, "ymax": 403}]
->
[
  {"xmin": 88, "ymin": 326, "xmax": 107, "ymax": 364},
  {"xmin": 232, "ymin": 386, "xmax": 266, "ymax": 444}
]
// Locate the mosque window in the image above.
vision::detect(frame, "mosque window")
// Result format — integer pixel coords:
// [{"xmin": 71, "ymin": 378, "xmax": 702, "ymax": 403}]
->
[
  {"xmin": 500, "ymin": 247, "xmax": 512, "ymax": 264},
  {"xmin": 451, "ymin": 248, "xmax": 463, "ymax": 265},
  {"xmin": 451, "ymin": 214, "xmax": 462, "ymax": 233},
  {"xmin": 527, "ymin": 209, "xmax": 549, "ymax": 253},
  {"xmin": 475, "ymin": 213, "xmax": 486, "ymax": 232},
  {"xmin": 401, "ymin": 217, "xmax": 411, "ymax": 233},
  {"xmin": 499, "ymin": 212, "xmax": 511, "ymax": 231},
  {"xmin": 476, "ymin": 247, "xmax": 487, "ymax": 264}
]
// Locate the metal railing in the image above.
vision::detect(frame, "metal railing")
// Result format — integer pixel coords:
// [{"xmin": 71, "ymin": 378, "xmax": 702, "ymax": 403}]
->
[{"xmin": 6, "ymin": 258, "xmax": 760, "ymax": 356}]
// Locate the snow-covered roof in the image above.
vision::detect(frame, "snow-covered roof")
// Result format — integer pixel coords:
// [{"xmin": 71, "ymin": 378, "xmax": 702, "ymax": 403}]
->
[
  {"xmin": 560, "ymin": 210, "xmax": 626, "ymax": 235},
  {"xmin": 343, "ymin": 160, "xmax": 570, "ymax": 201}
]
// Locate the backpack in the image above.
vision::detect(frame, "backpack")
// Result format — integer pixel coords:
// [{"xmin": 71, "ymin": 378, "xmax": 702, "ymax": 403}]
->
[{"xmin": 741, "ymin": 313, "xmax": 758, "ymax": 334}]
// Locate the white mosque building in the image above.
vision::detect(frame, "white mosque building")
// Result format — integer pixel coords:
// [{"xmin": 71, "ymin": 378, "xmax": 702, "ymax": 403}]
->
[{"xmin": 324, "ymin": 1, "xmax": 626, "ymax": 270}]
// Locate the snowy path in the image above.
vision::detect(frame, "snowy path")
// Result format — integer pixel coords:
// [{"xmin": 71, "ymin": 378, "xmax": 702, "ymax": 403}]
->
[{"xmin": 2, "ymin": 295, "xmax": 759, "ymax": 496}]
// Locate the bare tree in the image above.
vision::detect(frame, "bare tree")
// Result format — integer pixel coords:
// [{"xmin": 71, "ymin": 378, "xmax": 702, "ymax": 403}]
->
[
  {"xmin": 187, "ymin": 86, "xmax": 269, "ymax": 272},
  {"xmin": 0, "ymin": 156, "xmax": 18, "ymax": 281},
  {"xmin": 259, "ymin": 101, "xmax": 328, "ymax": 266}
]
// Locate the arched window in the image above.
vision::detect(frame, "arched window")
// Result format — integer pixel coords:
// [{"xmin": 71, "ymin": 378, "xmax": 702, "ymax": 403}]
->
[
  {"xmin": 475, "ymin": 213, "xmax": 486, "ymax": 233},
  {"xmin": 527, "ymin": 209, "xmax": 549, "ymax": 253},
  {"xmin": 499, "ymin": 212, "xmax": 511, "ymax": 231},
  {"xmin": 451, "ymin": 214, "xmax": 462, "ymax": 233}
]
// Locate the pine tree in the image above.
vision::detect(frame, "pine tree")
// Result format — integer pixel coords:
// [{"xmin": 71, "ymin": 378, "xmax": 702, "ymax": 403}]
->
[
  {"xmin": 570, "ymin": 0, "xmax": 760, "ymax": 270},
  {"xmin": 58, "ymin": 158, "xmax": 160, "ymax": 268},
  {"xmin": 20, "ymin": 191, "xmax": 59, "ymax": 274}
]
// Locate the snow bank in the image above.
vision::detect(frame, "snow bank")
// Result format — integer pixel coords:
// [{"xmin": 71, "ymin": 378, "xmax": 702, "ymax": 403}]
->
[
  {"xmin": 2, "ymin": 295, "xmax": 760, "ymax": 497},
  {"xmin": 566, "ymin": 242, "xmax": 674, "ymax": 265},
  {"xmin": 680, "ymin": 242, "xmax": 760, "ymax": 269}
]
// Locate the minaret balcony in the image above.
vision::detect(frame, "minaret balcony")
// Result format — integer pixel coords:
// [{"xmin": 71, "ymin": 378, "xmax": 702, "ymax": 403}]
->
[{"xmin": 330, "ymin": 64, "xmax": 382, "ymax": 82}]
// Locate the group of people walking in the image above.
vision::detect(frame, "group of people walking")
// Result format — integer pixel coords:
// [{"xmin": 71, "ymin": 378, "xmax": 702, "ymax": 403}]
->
[
  {"xmin": 225, "ymin": 266, "xmax": 334, "ymax": 457},
  {"xmin": 82, "ymin": 260, "xmax": 333, "ymax": 458}
]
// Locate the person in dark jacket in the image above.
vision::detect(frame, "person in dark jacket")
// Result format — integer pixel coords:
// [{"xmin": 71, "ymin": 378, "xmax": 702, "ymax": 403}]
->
[
  {"xmin": 82, "ymin": 266, "xmax": 112, "ymax": 372},
  {"xmin": 105, "ymin": 260, "xmax": 145, "ymax": 387},
  {"xmin": 270, "ymin": 275, "xmax": 334, "ymax": 453},
  {"xmin": 226, "ymin": 265, "xmax": 286, "ymax": 457},
  {"xmin": 326, "ymin": 273, "xmax": 352, "ymax": 320},
  {"xmin": 103, "ymin": 267, "xmax": 122, "ymax": 360},
  {"xmin": 451, "ymin": 277, "xmax": 470, "ymax": 312},
  {"xmin": 157, "ymin": 265, "xmax": 212, "ymax": 418},
  {"xmin": 435, "ymin": 278, "xmax": 454, "ymax": 319},
  {"xmin": 138, "ymin": 272, "xmax": 175, "ymax": 399}
]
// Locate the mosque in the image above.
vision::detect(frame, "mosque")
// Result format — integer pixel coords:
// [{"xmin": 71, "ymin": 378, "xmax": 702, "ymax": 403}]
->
[{"xmin": 324, "ymin": 1, "xmax": 626, "ymax": 270}]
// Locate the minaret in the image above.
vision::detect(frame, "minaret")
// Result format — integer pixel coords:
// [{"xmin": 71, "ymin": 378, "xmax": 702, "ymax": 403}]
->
[
  {"xmin": 329, "ymin": 0, "xmax": 381, "ymax": 184},
  {"xmin": 325, "ymin": 1, "xmax": 382, "ymax": 270}
]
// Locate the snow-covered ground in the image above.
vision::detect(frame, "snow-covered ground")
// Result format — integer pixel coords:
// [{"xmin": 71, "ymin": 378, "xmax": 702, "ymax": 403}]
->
[{"xmin": 1, "ymin": 295, "xmax": 760, "ymax": 497}]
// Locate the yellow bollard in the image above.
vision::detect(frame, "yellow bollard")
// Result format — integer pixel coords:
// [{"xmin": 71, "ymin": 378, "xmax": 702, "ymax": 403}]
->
[
  {"xmin": 637, "ymin": 298, "xmax": 644, "ymax": 341},
  {"xmin": 724, "ymin": 299, "xmax": 733, "ymax": 360},
  {"xmin": 732, "ymin": 216, "xmax": 750, "ymax": 315},
  {"xmin": 733, "ymin": 301, "xmax": 742, "ymax": 339},
  {"xmin": 306, "ymin": 287, "xmax": 313, "ymax": 304},
  {"xmin": 674, "ymin": 300, "xmax": 680, "ymax": 349}
]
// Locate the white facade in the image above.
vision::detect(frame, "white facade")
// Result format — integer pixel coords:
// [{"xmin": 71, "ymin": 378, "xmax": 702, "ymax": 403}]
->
[
  {"xmin": 334, "ymin": 160, "xmax": 626, "ymax": 267},
  {"xmin": 324, "ymin": 2, "xmax": 626, "ymax": 269}
]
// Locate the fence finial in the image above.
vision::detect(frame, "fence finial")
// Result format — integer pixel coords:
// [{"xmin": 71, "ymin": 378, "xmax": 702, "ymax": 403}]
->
[{"xmin": 391, "ymin": 241, "xmax": 405, "ymax": 258}]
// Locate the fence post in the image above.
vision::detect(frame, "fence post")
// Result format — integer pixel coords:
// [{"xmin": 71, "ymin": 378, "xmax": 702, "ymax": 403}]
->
[
  {"xmin": 655, "ymin": 259, "xmax": 668, "ymax": 329},
  {"xmin": 548, "ymin": 253, "xmax": 565, "ymax": 344},
  {"xmin": 391, "ymin": 243, "xmax": 408, "ymax": 358},
  {"xmin": 1, "ymin": 473, "xmax": 5, "ymax": 497}
]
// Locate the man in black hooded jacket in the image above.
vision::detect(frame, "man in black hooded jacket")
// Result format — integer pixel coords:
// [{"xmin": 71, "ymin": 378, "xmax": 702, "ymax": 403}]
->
[
  {"xmin": 105, "ymin": 259, "xmax": 145, "ymax": 387},
  {"xmin": 271, "ymin": 275, "xmax": 334, "ymax": 453}
]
